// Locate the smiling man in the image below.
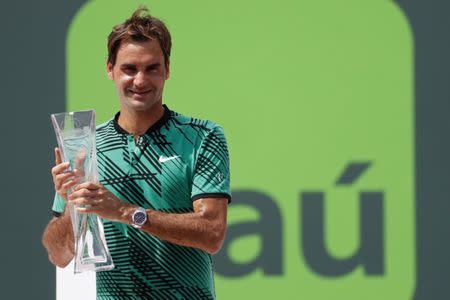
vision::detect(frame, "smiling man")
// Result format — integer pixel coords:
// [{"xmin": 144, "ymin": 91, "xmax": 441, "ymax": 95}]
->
[{"xmin": 42, "ymin": 6, "xmax": 231, "ymax": 300}]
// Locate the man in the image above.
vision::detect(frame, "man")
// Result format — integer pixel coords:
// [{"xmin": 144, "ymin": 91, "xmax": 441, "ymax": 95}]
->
[{"xmin": 42, "ymin": 6, "xmax": 230, "ymax": 299}]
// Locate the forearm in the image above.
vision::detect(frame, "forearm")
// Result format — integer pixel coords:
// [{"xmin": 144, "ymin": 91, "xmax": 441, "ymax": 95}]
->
[
  {"xmin": 42, "ymin": 207, "xmax": 75, "ymax": 267},
  {"xmin": 69, "ymin": 182, "xmax": 229, "ymax": 254},
  {"xmin": 119, "ymin": 201, "xmax": 227, "ymax": 254},
  {"xmin": 147, "ymin": 209, "xmax": 226, "ymax": 254}
]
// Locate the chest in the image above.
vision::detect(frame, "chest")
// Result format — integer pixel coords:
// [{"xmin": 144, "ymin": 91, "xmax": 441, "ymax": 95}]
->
[{"xmin": 97, "ymin": 134, "xmax": 196, "ymax": 210}]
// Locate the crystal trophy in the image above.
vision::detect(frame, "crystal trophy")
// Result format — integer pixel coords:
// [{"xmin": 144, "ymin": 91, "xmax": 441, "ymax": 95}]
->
[{"xmin": 51, "ymin": 110, "xmax": 114, "ymax": 273}]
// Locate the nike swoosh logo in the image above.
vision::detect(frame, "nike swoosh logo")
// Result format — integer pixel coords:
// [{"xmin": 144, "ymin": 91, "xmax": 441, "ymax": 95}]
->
[{"xmin": 159, "ymin": 155, "xmax": 180, "ymax": 163}]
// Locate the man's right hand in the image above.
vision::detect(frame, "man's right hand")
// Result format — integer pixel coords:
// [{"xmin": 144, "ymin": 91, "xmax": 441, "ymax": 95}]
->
[
  {"xmin": 44, "ymin": 147, "xmax": 78, "ymax": 267},
  {"xmin": 51, "ymin": 147, "xmax": 78, "ymax": 202}
]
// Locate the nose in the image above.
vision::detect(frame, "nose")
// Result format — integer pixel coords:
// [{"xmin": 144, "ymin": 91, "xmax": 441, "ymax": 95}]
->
[{"xmin": 133, "ymin": 71, "xmax": 146, "ymax": 88}]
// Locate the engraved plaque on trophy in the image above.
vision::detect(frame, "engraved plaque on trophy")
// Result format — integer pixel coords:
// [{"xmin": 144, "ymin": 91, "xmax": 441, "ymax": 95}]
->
[{"xmin": 51, "ymin": 110, "xmax": 114, "ymax": 273}]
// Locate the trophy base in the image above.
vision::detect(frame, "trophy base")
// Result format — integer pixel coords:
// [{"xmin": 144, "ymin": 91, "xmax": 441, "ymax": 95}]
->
[{"xmin": 69, "ymin": 204, "xmax": 115, "ymax": 274}]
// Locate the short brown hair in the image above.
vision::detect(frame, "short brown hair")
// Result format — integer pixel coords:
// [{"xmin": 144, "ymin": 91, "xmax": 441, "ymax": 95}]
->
[{"xmin": 107, "ymin": 6, "xmax": 172, "ymax": 67}]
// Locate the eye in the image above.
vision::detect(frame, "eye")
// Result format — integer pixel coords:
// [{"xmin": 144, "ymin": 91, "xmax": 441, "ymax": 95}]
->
[
  {"xmin": 146, "ymin": 64, "xmax": 160, "ymax": 73},
  {"xmin": 121, "ymin": 65, "xmax": 137, "ymax": 75}
]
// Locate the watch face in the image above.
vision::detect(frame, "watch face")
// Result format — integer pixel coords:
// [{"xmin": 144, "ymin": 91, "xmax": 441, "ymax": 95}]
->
[{"xmin": 133, "ymin": 211, "xmax": 147, "ymax": 225}]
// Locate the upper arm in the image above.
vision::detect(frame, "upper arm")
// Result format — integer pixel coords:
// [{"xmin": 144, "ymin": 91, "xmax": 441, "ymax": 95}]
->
[
  {"xmin": 191, "ymin": 125, "xmax": 231, "ymax": 202},
  {"xmin": 193, "ymin": 197, "xmax": 228, "ymax": 253},
  {"xmin": 193, "ymin": 197, "xmax": 228, "ymax": 222}
]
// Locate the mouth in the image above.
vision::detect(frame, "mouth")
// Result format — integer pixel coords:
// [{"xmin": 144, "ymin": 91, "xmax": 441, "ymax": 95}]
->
[{"xmin": 129, "ymin": 89, "xmax": 152, "ymax": 96}]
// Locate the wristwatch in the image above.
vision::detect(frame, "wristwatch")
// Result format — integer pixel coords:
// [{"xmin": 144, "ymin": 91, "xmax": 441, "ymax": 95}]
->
[{"xmin": 131, "ymin": 207, "xmax": 148, "ymax": 228}]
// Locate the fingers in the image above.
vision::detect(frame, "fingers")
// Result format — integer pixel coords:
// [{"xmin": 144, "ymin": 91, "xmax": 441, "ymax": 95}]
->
[
  {"xmin": 60, "ymin": 178, "xmax": 78, "ymax": 191},
  {"xmin": 75, "ymin": 149, "xmax": 86, "ymax": 170},
  {"xmin": 70, "ymin": 185, "xmax": 122, "ymax": 220},
  {"xmin": 76, "ymin": 206, "xmax": 97, "ymax": 214},
  {"xmin": 52, "ymin": 162, "xmax": 75, "ymax": 199},
  {"xmin": 51, "ymin": 162, "xmax": 70, "ymax": 176},
  {"xmin": 70, "ymin": 197, "xmax": 97, "ymax": 207},
  {"xmin": 73, "ymin": 168, "xmax": 85, "ymax": 179},
  {"xmin": 73, "ymin": 149, "xmax": 86, "ymax": 178},
  {"xmin": 75, "ymin": 181, "xmax": 101, "ymax": 191},
  {"xmin": 54, "ymin": 147, "xmax": 62, "ymax": 165},
  {"xmin": 69, "ymin": 187, "xmax": 98, "ymax": 199},
  {"xmin": 54, "ymin": 171, "xmax": 75, "ymax": 189},
  {"xmin": 69, "ymin": 190, "xmax": 103, "ymax": 210},
  {"xmin": 52, "ymin": 148, "xmax": 88, "ymax": 184},
  {"xmin": 52, "ymin": 147, "xmax": 90, "ymax": 202}
]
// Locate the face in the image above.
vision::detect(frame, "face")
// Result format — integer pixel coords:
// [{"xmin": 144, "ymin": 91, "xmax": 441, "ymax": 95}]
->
[{"xmin": 107, "ymin": 39, "xmax": 169, "ymax": 113}]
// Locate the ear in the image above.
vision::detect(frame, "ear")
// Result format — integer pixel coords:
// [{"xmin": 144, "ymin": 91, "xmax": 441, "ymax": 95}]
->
[
  {"xmin": 165, "ymin": 59, "xmax": 170, "ymax": 80},
  {"xmin": 106, "ymin": 62, "xmax": 114, "ymax": 80}
]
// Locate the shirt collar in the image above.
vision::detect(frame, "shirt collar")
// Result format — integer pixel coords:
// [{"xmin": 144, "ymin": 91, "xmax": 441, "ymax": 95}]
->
[{"xmin": 113, "ymin": 104, "xmax": 172, "ymax": 135}]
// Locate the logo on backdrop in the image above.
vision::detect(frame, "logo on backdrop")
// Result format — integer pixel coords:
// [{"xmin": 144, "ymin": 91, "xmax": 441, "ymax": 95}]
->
[{"xmin": 215, "ymin": 162, "xmax": 384, "ymax": 277}]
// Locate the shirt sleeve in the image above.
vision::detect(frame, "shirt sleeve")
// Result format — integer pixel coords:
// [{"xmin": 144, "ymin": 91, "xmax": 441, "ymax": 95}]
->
[
  {"xmin": 191, "ymin": 125, "xmax": 231, "ymax": 202},
  {"xmin": 52, "ymin": 193, "xmax": 66, "ymax": 215}
]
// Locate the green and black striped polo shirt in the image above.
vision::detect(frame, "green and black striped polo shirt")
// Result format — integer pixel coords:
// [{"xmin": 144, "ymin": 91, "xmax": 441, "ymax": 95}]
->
[{"xmin": 52, "ymin": 105, "xmax": 231, "ymax": 299}]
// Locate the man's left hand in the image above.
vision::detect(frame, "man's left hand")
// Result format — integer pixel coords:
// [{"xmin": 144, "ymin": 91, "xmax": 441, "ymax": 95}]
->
[{"xmin": 68, "ymin": 182, "xmax": 132, "ymax": 222}]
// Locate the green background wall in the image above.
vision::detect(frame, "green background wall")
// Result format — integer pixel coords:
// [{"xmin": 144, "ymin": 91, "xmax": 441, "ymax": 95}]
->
[{"xmin": 0, "ymin": 0, "xmax": 448, "ymax": 299}]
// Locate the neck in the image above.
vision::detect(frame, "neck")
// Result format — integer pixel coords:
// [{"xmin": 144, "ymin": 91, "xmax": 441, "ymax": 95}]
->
[{"xmin": 118, "ymin": 104, "xmax": 165, "ymax": 137}]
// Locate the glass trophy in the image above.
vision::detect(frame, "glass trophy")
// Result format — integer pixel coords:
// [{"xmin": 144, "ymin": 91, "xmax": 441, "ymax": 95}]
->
[{"xmin": 51, "ymin": 110, "xmax": 114, "ymax": 273}]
